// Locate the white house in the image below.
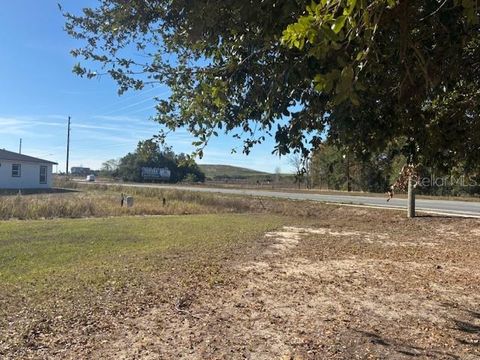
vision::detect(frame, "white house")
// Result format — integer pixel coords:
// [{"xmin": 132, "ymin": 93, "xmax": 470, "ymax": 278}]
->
[{"xmin": 0, "ymin": 149, "xmax": 57, "ymax": 189}]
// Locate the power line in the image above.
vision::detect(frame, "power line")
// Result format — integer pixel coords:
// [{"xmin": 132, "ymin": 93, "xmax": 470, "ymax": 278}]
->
[
  {"xmin": 118, "ymin": 104, "xmax": 159, "ymax": 116},
  {"xmin": 69, "ymin": 140, "xmax": 140, "ymax": 152},
  {"xmin": 99, "ymin": 89, "xmax": 169, "ymax": 117},
  {"xmin": 94, "ymin": 86, "xmax": 163, "ymax": 113},
  {"xmin": 66, "ymin": 116, "xmax": 71, "ymax": 176},
  {"xmin": 101, "ymin": 96, "xmax": 158, "ymax": 115},
  {"xmin": 57, "ymin": 86, "xmax": 172, "ymax": 165}
]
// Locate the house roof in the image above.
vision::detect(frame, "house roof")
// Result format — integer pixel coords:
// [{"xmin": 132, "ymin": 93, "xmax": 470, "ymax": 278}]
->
[{"xmin": 0, "ymin": 149, "xmax": 58, "ymax": 164}]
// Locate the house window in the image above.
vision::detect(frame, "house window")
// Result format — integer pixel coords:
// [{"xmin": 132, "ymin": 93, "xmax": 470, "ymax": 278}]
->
[
  {"xmin": 12, "ymin": 164, "xmax": 21, "ymax": 177},
  {"xmin": 40, "ymin": 166, "xmax": 47, "ymax": 184}
]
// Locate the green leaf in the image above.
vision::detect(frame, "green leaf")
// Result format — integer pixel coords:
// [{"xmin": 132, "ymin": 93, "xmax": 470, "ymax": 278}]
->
[
  {"xmin": 355, "ymin": 50, "xmax": 366, "ymax": 61},
  {"xmin": 313, "ymin": 74, "xmax": 328, "ymax": 92},
  {"xmin": 344, "ymin": 0, "xmax": 357, "ymax": 15},
  {"xmin": 320, "ymin": 25, "xmax": 338, "ymax": 41},
  {"xmin": 306, "ymin": 1, "xmax": 316, "ymax": 15},
  {"xmin": 386, "ymin": 0, "xmax": 397, "ymax": 7},
  {"xmin": 331, "ymin": 16, "xmax": 347, "ymax": 34}
]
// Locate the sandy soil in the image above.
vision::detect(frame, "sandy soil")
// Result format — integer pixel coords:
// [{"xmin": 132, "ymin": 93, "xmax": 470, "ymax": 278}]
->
[
  {"xmin": 88, "ymin": 211, "xmax": 480, "ymax": 359},
  {"xmin": 3, "ymin": 207, "xmax": 480, "ymax": 359}
]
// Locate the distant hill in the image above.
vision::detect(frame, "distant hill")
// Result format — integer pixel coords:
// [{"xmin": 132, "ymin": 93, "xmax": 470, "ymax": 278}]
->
[{"xmin": 199, "ymin": 164, "xmax": 271, "ymax": 179}]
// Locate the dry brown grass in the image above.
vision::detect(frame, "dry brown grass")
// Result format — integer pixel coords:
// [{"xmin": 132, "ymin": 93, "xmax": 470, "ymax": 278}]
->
[{"xmin": 0, "ymin": 182, "xmax": 329, "ymax": 220}]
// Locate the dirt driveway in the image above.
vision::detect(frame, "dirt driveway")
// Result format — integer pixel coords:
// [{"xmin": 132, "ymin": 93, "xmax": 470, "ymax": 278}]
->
[{"xmin": 88, "ymin": 208, "xmax": 480, "ymax": 359}]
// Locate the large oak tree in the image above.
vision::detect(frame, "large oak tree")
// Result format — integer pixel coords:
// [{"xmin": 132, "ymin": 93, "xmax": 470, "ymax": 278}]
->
[{"xmin": 64, "ymin": 0, "xmax": 479, "ymax": 171}]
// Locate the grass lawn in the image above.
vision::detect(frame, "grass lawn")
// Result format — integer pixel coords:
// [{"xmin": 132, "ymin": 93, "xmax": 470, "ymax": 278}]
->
[
  {"xmin": 0, "ymin": 214, "xmax": 284, "ymax": 286},
  {"xmin": 0, "ymin": 213, "xmax": 286, "ymax": 357}
]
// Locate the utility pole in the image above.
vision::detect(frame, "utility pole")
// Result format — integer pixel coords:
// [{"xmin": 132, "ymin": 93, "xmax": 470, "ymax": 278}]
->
[
  {"xmin": 346, "ymin": 151, "xmax": 351, "ymax": 192},
  {"xmin": 66, "ymin": 116, "xmax": 71, "ymax": 178},
  {"xmin": 343, "ymin": 150, "xmax": 351, "ymax": 192},
  {"xmin": 407, "ymin": 176, "xmax": 415, "ymax": 218},
  {"xmin": 19, "ymin": 138, "xmax": 22, "ymax": 154},
  {"xmin": 305, "ymin": 155, "xmax": 310, "ymax": 189}
]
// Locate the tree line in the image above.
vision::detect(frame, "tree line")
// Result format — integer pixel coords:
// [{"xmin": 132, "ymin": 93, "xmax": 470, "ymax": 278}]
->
[{"xmin": 300, "ymin": 142, "xmax": 480, "ymax": 197}]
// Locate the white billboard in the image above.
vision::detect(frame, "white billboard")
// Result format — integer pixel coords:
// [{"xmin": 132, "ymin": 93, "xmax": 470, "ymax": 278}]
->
[{"xmin": 141, "ymin": 167, "xmax": 171, "ymax": 180}]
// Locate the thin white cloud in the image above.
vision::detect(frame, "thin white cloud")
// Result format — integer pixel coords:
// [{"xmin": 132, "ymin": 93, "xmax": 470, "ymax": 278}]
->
[
  {"xmin": 70, "ymin": 129, "xmax": 136, "ymax": 144},
  {"xmin": 0, "ymin": 117, "xmax": 56, "ymax": 137},
  {"xmin": 93, "ymin": 115, "xmax": 146, "ymax": 123}
]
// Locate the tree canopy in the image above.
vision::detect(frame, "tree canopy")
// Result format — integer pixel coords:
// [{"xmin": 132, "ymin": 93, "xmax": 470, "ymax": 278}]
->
[
  {"xmin": 116, "ymin": 140, "xmax": 205, "ymax": 182},
  {"xmin": 64, "ymin": 1, "xmax": 479, "ymax": 171}
]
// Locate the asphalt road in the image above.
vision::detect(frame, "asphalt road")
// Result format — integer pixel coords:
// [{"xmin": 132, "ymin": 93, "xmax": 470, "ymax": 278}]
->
[{"xmin": 93, "ymin": 182, "xmax": 480, "ymax": 218}]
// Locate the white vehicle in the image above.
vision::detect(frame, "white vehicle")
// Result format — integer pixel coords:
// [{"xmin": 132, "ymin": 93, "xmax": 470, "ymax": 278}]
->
[{"xmin": 86, "ymin": 174, "xmax": 96, "ymax": 182}]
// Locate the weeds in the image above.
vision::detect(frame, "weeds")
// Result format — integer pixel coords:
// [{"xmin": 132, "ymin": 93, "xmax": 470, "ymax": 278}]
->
[{"xmin": 0, "ymin": 182, "xmax": 322, "ymax": 220}]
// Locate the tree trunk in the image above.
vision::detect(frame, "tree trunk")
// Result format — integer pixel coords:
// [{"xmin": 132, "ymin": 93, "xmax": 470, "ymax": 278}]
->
[
  {"xmin": 407, "ymin": 176, "xmax": 415, "ymax": 218},
  {"xmin": 346, "ymin": 152, "xmax": 351, "ymax": 192}
]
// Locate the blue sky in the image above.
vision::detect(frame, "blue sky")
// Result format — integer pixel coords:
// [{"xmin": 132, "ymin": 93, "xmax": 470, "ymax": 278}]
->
[{"xmin": 0, "ymin": 1, "xmax": 292, "ymax": 173}]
